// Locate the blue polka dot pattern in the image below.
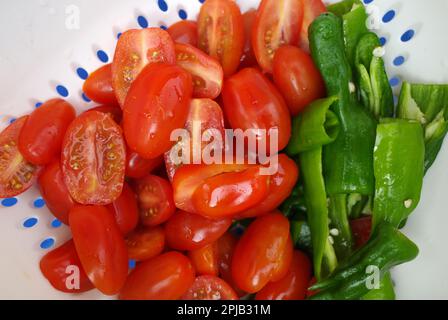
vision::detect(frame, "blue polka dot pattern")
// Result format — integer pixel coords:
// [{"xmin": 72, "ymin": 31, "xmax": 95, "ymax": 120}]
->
[
  {"xmin": 389, "ymin": 76, "xmax": 400, "ymax": 87},
  {"xmin": 199, "ymin": 0, "xmax": 205, "ymax": 3},
  {"xmin": 35, "ymin": 102, "xmax": 43, "ymax": 108},
  {"xmin": 401, "ymin": 29, "xmax": 415, "ymax": 42},
  {"xmin": 393, "ymin": 56, "xmax": 405, "ymax": 66},
  {"xmin": 158, "ymin": 0, "xmax": 168, "ymax": 12},
  {"xmin": 382, "ymin": 10, "xmax": 396, "ymax": 23},
  {"xmin": 129, "ymin": 259, "xmax": 136, "ymax": 269},
  {"xmin": 137, "ymin": 16, "xmax": 148, "ymax": 28},
  {"xmin": 1, "ymin": 198, "xmax": 18, "ymax": 207},
  {"xmin": 82, "ymin": 92, "xmax": 91, "ymax": 102},
  {"xmin": 379, "ymin": 37, "xmax": 387, "ymax": 46},
  {"xmin": 160, "ymin": 25, "xmax": 167, "ymax": 30},
  {"xmin": 23, "ymin": 217, "xmax": 38, "ymax": 228},
  {"xmin": 76, "ymin": 67, "xmax": 89, "ymax": 80},
  {"xmin": 178, "ymin": 9, "xmax": 188, "ymax": 20},
  {"xmin": 51, "ymin": 219, "xmax": 62, "ymax": 228},
  {"xmin": 363, "ymin": 0, "xmax": 373, "ymax": 3},
  {"xmin": 33, "ymin": 198, "xmax": 45, "ymax": 208},
  {"xmin": 40, "ymin": 238, "xmax": 55, "ymax": 250},
  {"xmin": 97, "ymin": 50, "xmax": 109, "ymax": 63},
  {"xmin": 117, "ymin": 32, "xmax": 122, "ymax": 39},
  {"xmin": 9, "ymin": 118, "xmax": 16, "ymax": 124},
  {"xmin": 56, "ymin": 85, "xmax": 69, "ymax": 97}
]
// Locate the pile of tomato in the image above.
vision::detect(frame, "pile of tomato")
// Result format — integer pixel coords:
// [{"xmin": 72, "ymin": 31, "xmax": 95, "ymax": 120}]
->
[{"xmin": 0, "ymin": 0, "xmax": 328, "ymax": 300}]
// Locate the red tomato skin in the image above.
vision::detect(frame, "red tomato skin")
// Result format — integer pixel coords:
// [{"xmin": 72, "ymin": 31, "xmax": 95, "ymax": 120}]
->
[
  {"xmin": 222, "ymin": 68, "xmax": 291, "ymax": 152},
  {"xmin": 167, "ymin": 20, "xmax": 198, "ymax": 46},
  {"xmin": 69, "ymin": 205, "xmax": 128, "ymax": 295},
  {"xmin": 0, "ymin": 116, "xmax": 41, "ymax": 198},
  {"xmin": 120, "ymin": 252, "xmax": 195, "ymax": 300},
  {"xmin": 181, "ymin": 275, "xmax": 238, "ymax": 300},
  {"xmin": 188, "ymin": 242, "xmax": 219, "ymax": 276},
  {"xmin": 19, "ymin": 99, "xmax": 76, "ymax": 166},
  {"xmin": 85, "ymin": 105, "xmax": 123, "ymax": 124},
  {"xmin": 112, "ymin": 28, "xmax": 176, "ymax": 107},
  {"xmin": 256, "ymin": 250, "xmax": 312, "ymax": 300},
  {"xmin": 83, "ymin": 64, "xmax": 118, "ymax": 106},
  {"xmin": 107, "ymin": 182, "xmax": 139, "ymax": 235},
  {"xmin": 165, "ymin": 211, "xmax": 232, "ymax": 251},
  {"xmin": 240, "ymin": 9, "xmax": 258, "ymax": 69},
  {"xmin": 38, "ymin": 160, "xmax": 75, "ymax": 225},
  {"xmin": 123, "ymin": 63, "xmax": 193, "ymax": 159},
  {"xmin": 239, "ymin": 154, "xmax": 299, "ymax": 218},
  {"xmin": 40, "ymin": 240, "xmax": 94, "ymax": 293},
  {"xmin": 350, "ymin": 216, "xmax": 373, "ymax": 249},
  {"xmin": 273, "ymin": 45, "xmax": 326, "ymax": 115},
  {"xmin": 231, "ymin": 213, "xmax": 293, "ymax": 293},
  {"xmin": 126, "ymin": 226, "xmax": 165, "ymax": 262},
  {"xmin": 126, "ymin": 151, "xmax": 163, "ymax": 179},
  {"xmin": 299, "ymin": 0, "xmax": 327, "ymax": 52}
]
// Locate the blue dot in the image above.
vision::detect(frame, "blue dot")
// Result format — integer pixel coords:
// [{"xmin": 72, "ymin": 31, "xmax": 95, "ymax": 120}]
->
[
  {"xmin": 379, "ymin": 37, "xmax": 387, "ymax": 46},
  {"xmin": 33, "ymin": 198, "xmax": 45, "ymax": 208},
  {"xmin": 9, "ymin": 117, "xmax": 16, "ymax": 124},
  {"xmin": 23, "ymin": 217, "xmax": 38, "ymax": 228},
  {"xmin": 158, "ymin": 0, "xmax": 168, "ymax": 12},
  {"xmin": 401, "ymin": 29, "xmax": 415, "ymax": 42},
  {"xmin": 1, "ymin": 198, "xmax": 18, "ymax": 207},
  {"xmin": 129, "ymin": 259, "xmax": 136, "ymax": 269},
  {"xmin": 51, "ymin": 219, "xmax": 62, "ymax": 228},
  {"xmin": 393, "ymin": 56, "xmax": 405, "ymax": 66},
  {"xmin": 382, "ymin": 10, "xmax": 396, "ymax": 23},
  {"xmin": 199, "ymin": 0, "xmax": 205, "ymax": 3},
  {"xmin": 56, "ymin": 85, "xmax": 69, "ymax": 97},
  {"xmin": 35, "ymin": 102, "xmax": 43, "ymax": 108},
  {"xmin": 389, "ymin": 77, "xmax": 400, "ymax": 87},
  {"xmin": 364, "ymin": 0, "xmax": 373, "ymax": 4},
  {"xmin": 97, "ymin": 50, "xmax": 109, "ymax": 63},
  {"xmin": 40, "ymin": 238, "xmax": 55, "ymax": 250},
  {"xmin": 178, "ymin": 9, "xmax": 188, "ymax": 20},
  {"xmin": 137, "ymin": 16, "xmax": 148, "ymax": 28},
  {"xmin": 76, "ymin": 67, "xmax": 89, "ymax": 80},
  {"xmin": 82, "ymin": 92, "xmax": 91, "ymax": 102},
  {"xmin": 117, "ymin": 32, "xmax": 122, "ymax": 39},
  {"xmin": 160, "ymin": 25, "xmax": 167, "ymax": 30}
]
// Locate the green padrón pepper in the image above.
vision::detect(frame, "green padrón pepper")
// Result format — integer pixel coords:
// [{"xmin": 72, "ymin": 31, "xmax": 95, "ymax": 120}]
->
[
  {"xmin": 327, "ymin": 0, "xmax": 362, "ymax": 17},
  {"xmin": 361, "ymin": 272, "xmax": 396, "ymax": 300}
]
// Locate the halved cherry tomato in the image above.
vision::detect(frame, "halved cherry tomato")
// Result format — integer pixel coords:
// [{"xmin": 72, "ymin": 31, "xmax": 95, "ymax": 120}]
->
[
  {"xmin": 107, "ymin": 182, "xmax": 139, "ymax": 235},
  {"xmin": 350, "ymin": 216, "xmax": 372, "ymax": 249},
  {"xmin": 123, "ymin": 63, "xmax": 192, "ymax": 159},
  {"xmin": 134, "ymin": 174, "xmax": 176, "ymax": 227},
  {"xmin": 40, "ymin": 239, "xmax": 94, "ymax": 293},
  {"xmin": 255, "ymin": 250, "xmax": 312, "ymax": 300},
  {"xmin": 120, "ymin": 252, "xmax": 195, "ymax": 300},
  {"xmin": 197, "ymin": 0, "xmax": 244, "ymax": 77},
  {"xmin": 181, "ymin": 275, "xmax": 238, "ymax": 300},
  {"xmin": 112, "ymin": 28, "xmax": 176, "ymax": 107},
  {"xmin": 18, "ymin": 99, "xmax": 75, "ymax": 166},
  {"xmin": 231, "ymin": 212, "xmax": 293, "ymax": 293},
  {"xmin": 38, "ymin": 160, "xmax": 75, "ymax": 225},
  {"xmin": 165, "ymin": 211, "xmax": 232, "ymax": 251},
  {"xmin": 188, "ymin": 242, "xmax": 219, "ymax": 276},
  {"xmin": 85, "ymin": 105, "xmax": 123, "ymax": 124},
  {"xmin": 126, "ymin": 150, "xmax": 163, "ymax": 179},
  {"xmin": 240, "ymin": 9, "xmax": 258, "ymax": 68},
  {"xmin": 69, "ymin": 205, "xmax": 128, "ymax": 295},
  {"xmin": 273, "ymin": 45, "xmax": 326, "ymax": 115},
  {"xmin": 299, "ymin": 0, "xmax": 327, "ymax": 52},
  {"xmin": 0, "ymin": 116, "xmax": 40, "ymax": 198},
  {"xmin": 252, "ymin": 0, "xmax": 304, "ymax": 73},
  {"xmin": 61, "ymin": 111, "xmax": 125, "ymax": 205},
  {"xmin": 126, "ymin": 226, "xmax": 165, "ymax": 262},
  {"xmin": 83, "ymin": 64, "xmax": 118, "ymax": 106},
  {"xmin": 164, "ymin": 98, "xmax": 225, "ymax": 181},
  {"xmin": 222, "ymin": 68, "xmax": 291, "ymax": 152},
  {"xmin": 239, "ymin": 154, "xmax": 299, "ymax": 218},
  {"xmin": 167, "ymin": 20, "xmax": 198, "ymax": 46},
  {"xmin": 175, "ymin": 43, "xmax": 224, "ymax": 99}
]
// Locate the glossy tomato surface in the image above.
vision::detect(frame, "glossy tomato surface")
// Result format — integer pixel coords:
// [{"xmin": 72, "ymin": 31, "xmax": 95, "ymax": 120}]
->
[
  {"xmin": 351, "ymin": 216, "xmax": 373, "ymax": 249},
  {"xmin": 167, "ymin": 20, "xmax": 198, "ymax": 46},
  {"xmin": 181, "ymin": 275, "xmax": 238, "ymax": 300},
  {"xmin": 83, "ymin": 64, "xmax": 118, "ymax": 106},
  {"xmin": 299, "ymin": 0, "xmax": 327, "ymax": 52},
  {"xmin": 107, "ymin": 182, "xmax": 139, "ymax": 235},
  {"xmin": 126, "ymin": 226, "xmax": 165, "ymax": 262},
  {"xmin": 126, "ymin": 150, "xmax": 163, "ymax": 179},
  {"xmin": 240, "ymin": 9, "xmax": 257, "ymax": 68},
  {"xmin": 188, "ymin": 242, "xmax": 219, "ymax": 276}
]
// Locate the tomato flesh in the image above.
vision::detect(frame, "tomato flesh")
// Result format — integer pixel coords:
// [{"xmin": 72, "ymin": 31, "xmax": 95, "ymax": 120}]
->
[
  {"xmin": 126, "ymin": 226, "xmax": 165, "ymax": 262},
  {"xmin": 83, "ymin": 64, "xmax": 118, "ymax": 106},
  {"xmin": 181, "ymin": 275, "xmax": 238, "ymax": 300},
  {"xmin": 299, "ymin": 0, "xmax": 327, "ymax": 52},
  {"xmin": 85, "ymin": 105, "xmax": 123, "ymax": 124},
  {"xmin": 107, "ymin": 182, "xmax": 139, "ymax": 235},
  {"xmin": 188, "ymin": 242, "xmax": 219, "ymax": 276},
  {"xmin": 167, "ymin": 20, "xmax": 198, "ymax": 46}
]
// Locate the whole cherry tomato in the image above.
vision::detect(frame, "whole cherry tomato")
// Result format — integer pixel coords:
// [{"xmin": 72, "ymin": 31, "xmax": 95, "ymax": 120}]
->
[
  {"xmin": 299, "ymin": 0, "xmax": 327, "ymax": 52},
  {"xmin": 40, "ymin": 240, "xmax": 94, "ymax": 293},
  {"xmin": 231, "ymin": 213, "xmax": 293, "ymax": 293},
  {"xmin": 107, "ymin": 182, "xmax": 139, "ymax": 235},
  {"xmin": 167, "ymin": 20, "xmax": 198, "ymax": 46},
  {"xmin": 255, "ymin": 250, "xmax": 312, "ymax": 300},
  {"xmin": 83, "ymin": 64, "xmax": 118, "ymax": 106},
  {"xmin": 240, "ymin": 9, "xmax": 257, "ymax": 68},
  {"xmin": 126, "ymin": 150, "xmax": 163, "ymax": 179},
  {"xmin": 197, "ymin": 0, "xmax": 244, "ymax": 77},
  {"xmin": 165, "ymin": 211, "xmax": 232, "ymax": 251},
  {"xmin": 61, "ymin": 111, "xmax": 125, "ymax": 205},
  {"xmin": 126, "ymin": 226, "xmax": 165, "ymax": 262},
  {"xmin": 350, "ymin": 216, "xmax": 373, "ymax": 249},
  {"xmin": 85, "ymin": 105, "xmax": 123, "ymax": 124},
  {"xmin": 123, "ymin": 63, "xmax": 192, "ymax": 159},
  {"xmin": 19, "ymin": 98, "xmax": 75, "ymax": 165},
  {"xmin": 69, "ymin": 205, "xmax": 128, "ymax": 295},
  {"xmin": 181, "ymin": 276, "xmax": 238, "ymax": 300},
  {"xmin": 120, "ymin": 252, "xmax": 195, "ymax": 300},
  {"xmin": 188, "ymin": 242, "xmax": 219, "ymax": 276}
]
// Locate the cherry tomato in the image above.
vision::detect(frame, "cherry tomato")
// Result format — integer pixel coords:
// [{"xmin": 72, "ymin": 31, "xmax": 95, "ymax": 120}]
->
[
  {"xmin": 112, "ymin": 28, "xmax": 176, "ymax": 107},
  {"xmin": 175, "ymin": 43, "xmax": 224, "ymax": 99},
  {"xmin": 197, "ymin": 0, "xmax": 244, "ymax": 77},
  {"xmin": 256, "ymin": 250, "xmax": 312, "ymax": 300},
  {"xmin": 69, "ymin": 205, "xmax": 128, "ymax": 295},
  {"xmin": 83, "ymin": 64, "xmax": 118, "ymax": 106},
  {"xmin": 222, "ymin": 68, "xmax": 291, "ymax": 152},
  {"xmin": 85, "ymin": 105, "xmax": 123, "ymax": 124},
  {"xmin": 61, "ymin": 111, "xmax": 125, "ymax": 205},
  {"xmin": 126, "ymin": 226, "xmax": 165, "ymax": 262},
  {"xmin": 181, "ymin": 275, "xmax": 238, "ymax": 300},
  {"xmin": 350, "ymin": 216, "xmax": 372, "ymax": 249},
  {"xmin": 240, "ymin": 9, "xmax": 258, "ymax": 68},
  {"xmin": 0, "ymin": 116, "xmax": 40, "ymax": 198},
  {"xmin": 40, "ymin": 240, "xmax": 94, "ymax": 293},
  {"xmin": 120, "ymin": 252, "xmax": 195, "ymax": 300},
  {"xmin": 231, "ymin": 213, "xmax": 293, "ymax": 293},
  {"xmin": 18, "ymin": 99, "xmax": 75, "ymax": 166},
  {"xmin": 134, "ymin": 174, "xmax": 176, "ymax": 227},
  {"xmin": 252, "ymin": 0, "xmax": 304, "ymax": 73},
  {"xmin": 123, "ymin": 63, "xmax": 192, "ymax": 159},
  {"xmin": 299, "ymin": 0, "xmax": 327, "ymax": 52},
  {"xmin": 239, "ymin": 154, "xmax": 299, "ymax": 218},
  {"xmin": 165, "ymin": 211, "xmax": 232, "ymax": 251},
  {"xmin": 188, "ymin": 242, "xmax": 219, "ymax": 276},
  {"xmin": 273, "ymin": 45, "xmax": 326, "ymax": 115},
  {"xmin": 38, "ymin": 161, "xmax": 75, "ymax": 225},
  {"xmin": 107, "ymin": 182, "xmax": 139, "ymax": 235},
  {"xmin": 126, "ymin": 150, "xmax": 163, "ymax": 179},
  {"xmin": 167, "ymin": 20, "xmax": 198, "ymax": 46}
]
